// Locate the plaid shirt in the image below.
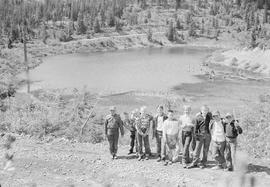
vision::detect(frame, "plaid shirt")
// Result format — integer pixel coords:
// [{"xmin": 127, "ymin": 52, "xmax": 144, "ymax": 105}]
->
[{"xmin": 135, "ymin": 114, "xmax": 153, "ymax": 134}]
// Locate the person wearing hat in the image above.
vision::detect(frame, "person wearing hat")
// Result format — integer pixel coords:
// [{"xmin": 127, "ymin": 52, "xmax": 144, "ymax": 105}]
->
[
  {"xmin": 104, "ymin": 106, "xmax": 124, "ymax": 160},
  {"xmin": 224, "ymin": 113, "xmax": 243, "ymax": 171},
  {"xmin": 209, "ymin": 110, "xmax": 226, "ymax": 170},
  {"xmin": 188, "ymin": 105, "xmax": 212, "ymax": 169},
  {"xmin": 135, "ymin": 106, "xmax": 154, "ymax": 161},
  {"xmin": 179, "ymin": 105, "xmax": 195, "ymax": 168},
  {"xmin": 152, "ymin": 105, "xmax": 168, "ymax": 162}
]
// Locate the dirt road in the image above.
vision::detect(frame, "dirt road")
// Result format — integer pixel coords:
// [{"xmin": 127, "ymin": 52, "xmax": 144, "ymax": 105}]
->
[{"xmin": 1, "ymin": 136, "xmax": 269, "ymax": 187}]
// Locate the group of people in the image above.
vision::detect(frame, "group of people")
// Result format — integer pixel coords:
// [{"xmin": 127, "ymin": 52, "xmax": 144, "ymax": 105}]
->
[{"xmin": 104, "ymin": 105, "xmax": 242, "ymax": 171}]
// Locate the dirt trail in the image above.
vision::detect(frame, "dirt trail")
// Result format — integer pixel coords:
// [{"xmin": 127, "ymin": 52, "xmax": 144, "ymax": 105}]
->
[{"xmin": 0, "ymin": 137, "xmax": 270, "ymax": 187}]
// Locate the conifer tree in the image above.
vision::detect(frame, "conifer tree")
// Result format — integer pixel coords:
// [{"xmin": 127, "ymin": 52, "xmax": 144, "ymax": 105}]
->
[
  {"xmin": 167, "ymin": 20, "xmax": 176, "ymax": 42},
  {"xmin": 77, "ymin": 11, "xmax": 87, "ymax": 35},
  {"xmin": 94, "ymin": 17, "xmax": 101, "ymax": 33},
  {"xmin": 263, "ymin": 1, "xmax": 268, "ymax": 23}
]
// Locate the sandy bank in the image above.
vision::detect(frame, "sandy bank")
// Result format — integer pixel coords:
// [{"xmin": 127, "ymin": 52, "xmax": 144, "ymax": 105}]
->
[{"xmin": 206, "ymin": 47, "xmax": 270, "ymax": 75}]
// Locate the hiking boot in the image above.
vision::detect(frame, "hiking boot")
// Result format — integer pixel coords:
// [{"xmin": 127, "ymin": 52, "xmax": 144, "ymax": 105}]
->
[
  {"xmin": 168, "ymin": 161, "xmax": 173, "ymax": 165},
  {"xmin": 212, "ymin": 165, "xmax": 223, "ymax": 170},
  {"xmin": 224, "ymin": 167, "xmax": 233, "ymax": 172},
  {"xmin": 164, "ymin": 161, "xmax": 168, "ymax": 166},
  {"xmin": 199, "ymin": 163, "xmax": 206, "ymax": 169},
  {"xmin": 156, "ymin": 157, "xmax": 162, "ymax": 162},
  {"xmin": 114, "ymin": 155, "xmax": 118, "ymax": 160},
  {"xmin": 183, "ymin": 163, "xmax": 187, "ymax": 168},
  {"xmin": 128, "ymin": 151, "xmax": 133, "ymax": 155},
  {"xmin": 145, "ymin": 156, "xmax": 149, "ymax": 160},
  {"xmin": 138, "ymin": 156, "xmax": 143, "ymax": 161},
  {"xmin": 187, "ymin": 163, "xmax": 198, "ymax": 169}
]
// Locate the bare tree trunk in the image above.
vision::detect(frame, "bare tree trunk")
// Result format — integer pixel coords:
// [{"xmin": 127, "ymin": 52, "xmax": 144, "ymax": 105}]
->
[{"xmin": 23, "ymin": 25, "xmax": 30, "ymax": 93}]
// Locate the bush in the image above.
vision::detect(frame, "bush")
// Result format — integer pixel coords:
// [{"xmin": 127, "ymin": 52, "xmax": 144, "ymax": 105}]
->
[
  {"xmin": 0, "ymin": 90, "xmax": 103, "ymax": 144},
  {"xmin": 238, "ymin": 96, "xmax": 270, "ymax": 158},
  {"xmin": 115, "ymin": 18, "xmax": 124, "ymax": 32},
  {"xmin": 147, "ymin": 28, "xmax": 153, "ymax": 42}
]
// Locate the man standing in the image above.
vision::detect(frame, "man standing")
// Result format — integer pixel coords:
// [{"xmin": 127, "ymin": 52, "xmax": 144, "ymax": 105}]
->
[
  {"xmin": 104, "ymin": 106, "xmax": 124, "ymax": 160},
  {"xmin": 162, "ymin": 110, "xmax": 180, "ymax": 165},
  {"xmin": 136, "ymin": 106, "xmax": 154, "ymax": 161},
  {"xmin": 224, "ymin": 113, "xmax": 243, "ymax": 171},
  {"xmin": 153, "ymin": 105, "xmax": 167, "ymax": 162},
  {"xmin": 188, "ymin": 105, "xmax": 212, "ymax": 169},
  {"xmin": 179, "ymin": 105, "xmax": 195, "ymax": 168},
  {"xmin": 209, "ymin": 111, "xmax": 226, "ymax": 170},
  {"xmin": 123, "ymin": 110, "xmax": 138, "ymax": 155}
]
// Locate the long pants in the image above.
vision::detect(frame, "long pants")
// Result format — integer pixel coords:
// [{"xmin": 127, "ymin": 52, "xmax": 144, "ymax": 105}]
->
[
  {"xmin": 212, "ymin": 141, "xmax": 226, "ymax": 166},
  {"xmin": 225, "ymin": 137, "xmax": 237, "ymax": 169},
  {"xmin": 129, "ymin": 131, "xmax": 137, "ymax": 153},
  {"xmin": 137, "ymin": 133, "xmax": 151, "ymax": 157},
  {"xmin": 155, "ymin": 130, "xmax": 163, "ymax": 157},
  {"xmin": 192, "ymin": 133, "xmax": 211, "ymax": 165},
  {"xmin": 182, "ymin": 131, "xmax": 192, "ymax": 164},
  {"xmin": 107, "ymin": 132, "xmax": 119, "ymax": 156},
  {"xmin": 162, "ymin": 134, "xmax": 179, "ymax": 162}
]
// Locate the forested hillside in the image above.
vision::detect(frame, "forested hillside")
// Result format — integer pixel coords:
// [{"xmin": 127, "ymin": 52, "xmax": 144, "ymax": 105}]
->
[{"xmin": 0, "ymin": 0, "xmax": 270, "ymax": 47}]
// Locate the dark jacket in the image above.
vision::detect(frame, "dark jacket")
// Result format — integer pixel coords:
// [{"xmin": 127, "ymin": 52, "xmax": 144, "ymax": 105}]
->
[
  {"xmin": 224, "ymin": 120, "xmax": 243, "ymax": 138},
  {"xmin": 195, "ymin": 112, "xmax": 212, "ymax": 135},
  {"xmin": 104, "ymin": 114, "xmax": 124, "ymax": 136}
]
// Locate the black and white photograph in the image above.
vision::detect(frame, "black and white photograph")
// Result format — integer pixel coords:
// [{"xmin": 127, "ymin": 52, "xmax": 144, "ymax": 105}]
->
[{"xmin": 0, "ymin": 0, "xmax": 270, "ymax": 186}]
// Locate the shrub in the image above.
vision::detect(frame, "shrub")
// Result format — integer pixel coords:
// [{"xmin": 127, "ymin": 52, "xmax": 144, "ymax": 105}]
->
[
  {"xmin": 238, "ymin": 95, "xmax": 270, "ymax": 158},
  {"xmin": 147, "ymin": 28, "xmax": 153, "ymax": 42},
  {"xmin": 0, "ymin": 90, "xmax": 103, "ymax": 144}
]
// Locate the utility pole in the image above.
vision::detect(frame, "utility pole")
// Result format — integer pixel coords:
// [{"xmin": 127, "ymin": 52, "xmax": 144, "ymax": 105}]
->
[{"xmin": 23, "ymin": 24, "xmax": 30, "ymax": 93}]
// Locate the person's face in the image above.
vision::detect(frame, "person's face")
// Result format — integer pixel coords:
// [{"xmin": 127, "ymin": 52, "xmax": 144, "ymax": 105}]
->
[
  {"xmin": 157, "ymin": 107, "xmax": 163, "ymax": 115},
  {"xmin": 110, "ymin": 110, "xmax": 116, "ymax": 115},
  {"xmin": 213, "ymin": 114, "xmax": 220, "ymax": 121},
  {"xmin": 226, "ymin": 116, "xmax": 233, "ymax": 123},
  {"xmin": 124, "ymin": 113, "xmax": 129, "ymax": 119},
  {"xmin": 184, "ymin": 108, "xmax": 191, "ymax": 115},
  {"xmin": 168, "ymin": 112, "xmax": 174, "ymax": 120},
  {"xmin": 201, "ymin": 107, "xmax": 209, "ymax": 117},
  {"xmin": 141, "ymin": 109, "xmax": 146, "ymax": 115}
]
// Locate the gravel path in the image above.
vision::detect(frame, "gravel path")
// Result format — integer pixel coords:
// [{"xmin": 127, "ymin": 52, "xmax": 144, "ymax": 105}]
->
[{"xmin": 0, "ymin": 137, "xmax": 270, "ymax": 187}]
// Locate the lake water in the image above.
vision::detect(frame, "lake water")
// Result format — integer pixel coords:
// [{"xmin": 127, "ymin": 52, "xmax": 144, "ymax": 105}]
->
[{"xmin": 21, "ymin": 47, "xmax": 213, "ymax": 94}]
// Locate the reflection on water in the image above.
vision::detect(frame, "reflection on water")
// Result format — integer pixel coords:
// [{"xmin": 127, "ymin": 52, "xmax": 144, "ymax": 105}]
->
[{"xmin": 20, "ymin": 47, "xmax": 213, "ymax": 93}]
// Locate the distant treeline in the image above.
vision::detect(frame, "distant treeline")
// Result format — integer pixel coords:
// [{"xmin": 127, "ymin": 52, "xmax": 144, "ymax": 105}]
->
[{"xmin": 0, "ymin": 0, "xmax": 269, "ymax": 44}]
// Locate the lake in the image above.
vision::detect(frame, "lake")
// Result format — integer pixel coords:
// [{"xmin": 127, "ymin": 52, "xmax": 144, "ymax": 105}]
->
[{"xmin": 21, "ymin": 47, "xmax": 214, "ymax": 94}]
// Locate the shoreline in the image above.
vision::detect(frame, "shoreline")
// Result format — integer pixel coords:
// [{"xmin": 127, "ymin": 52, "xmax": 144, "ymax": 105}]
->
[{"xmin": 0, "ymin": 31, "xmax": 235, "ymax": 83}]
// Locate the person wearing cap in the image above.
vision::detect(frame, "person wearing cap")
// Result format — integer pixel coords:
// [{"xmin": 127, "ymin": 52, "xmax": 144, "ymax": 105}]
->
[
  {"xmin": 179, "ymin": 105, "xmax": 195, "ymax": 168},
  {"xmin": 188, "ymin": 105, "xmax": 212, "ymax": 169},
  {"xmin": 209, "ymin": 110, "xmax": 226, "ymax": 170},
  {"xmin": 104, "ymin": 106, "xmax": 124, "ymax": 160},
  {"xmin": 152, "ymin": 105, "xmax": 168, "ymax": 162},
  {"xmin": 123, "ymin": 110, "xmax": 138, "ymax": 155},
  {"xmin": 161, "ymin": 110, "xmax": 180, "ymax": 166},
  {"xmin": 135, "ymin": 106, "xmax": 154, "ymax": 161},
  {"xmin": 224, "ymin": 113, "xmax": 243, "ymax": 171}
]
